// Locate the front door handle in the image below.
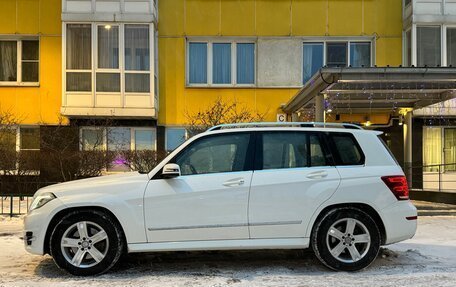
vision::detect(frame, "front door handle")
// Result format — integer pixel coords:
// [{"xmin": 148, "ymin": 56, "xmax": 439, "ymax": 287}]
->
[
  {"xmin": 306, "ymin": 170, "xmax": 328, "ymax": 179},
  {"xmin": 223, "ymin": 178, "xmax": 245, "ymax": 187}
]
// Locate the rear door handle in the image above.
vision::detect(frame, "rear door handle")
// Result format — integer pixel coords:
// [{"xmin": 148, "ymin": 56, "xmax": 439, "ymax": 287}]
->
[
  {"xmin": 223, "ymin": 178, "xmax": 245, "ymax": 187},
  {"xmin": 306, "ymin": 170, "xmax": 328, "ymax": 179}
]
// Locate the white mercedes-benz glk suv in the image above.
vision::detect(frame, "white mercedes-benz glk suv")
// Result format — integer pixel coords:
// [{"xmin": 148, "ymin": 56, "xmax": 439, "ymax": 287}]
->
[{"xmin": 23, "ymin": 122, "xmax": 417, "ymax": 275}]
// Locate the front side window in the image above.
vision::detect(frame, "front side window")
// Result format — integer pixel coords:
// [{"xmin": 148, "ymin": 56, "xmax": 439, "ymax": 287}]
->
[
  {"xmin": 260, "ymin": 132, "xmax": 327, "ymax": 170},
  {"xmin": 417, "ymin": 26, "xmax": 441, "ymax": 67},
  {"xmin": 188, "ymin": 41, "xmax": 255, "ymax": 86},
  {"xmin": 0, "ymin": 39, "xmax": 39, "ymax": 84},
  {"xmin": 175, "ymin": 133, "xmax": 251, "ymax": 176}
]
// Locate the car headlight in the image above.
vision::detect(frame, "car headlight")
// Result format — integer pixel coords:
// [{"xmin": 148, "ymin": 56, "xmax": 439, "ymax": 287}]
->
[{"xmin": 29, "ymin": 192, "xmax": 56, "ymax": 211}]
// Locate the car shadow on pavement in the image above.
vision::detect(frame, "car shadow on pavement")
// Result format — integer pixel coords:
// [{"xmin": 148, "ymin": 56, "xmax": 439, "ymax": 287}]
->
[{"xmin": 33, "ymin": 245, "xmax": 450, "ymax": 280}]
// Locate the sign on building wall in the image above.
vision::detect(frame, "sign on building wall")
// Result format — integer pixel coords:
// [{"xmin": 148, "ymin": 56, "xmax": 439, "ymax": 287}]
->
[{"xmin": 277, "ymin": 113, "xmax": 287, "ymax": 122}]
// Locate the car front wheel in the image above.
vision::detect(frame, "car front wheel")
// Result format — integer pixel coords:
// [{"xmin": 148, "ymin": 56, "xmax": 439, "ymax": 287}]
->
[
  {"xmin": 311, "ymin": 207, "xmax": 381, "ymax": 271},
  {"xmin": 49, "ymin": 210, "xmax": 125, "ymax": 276}
]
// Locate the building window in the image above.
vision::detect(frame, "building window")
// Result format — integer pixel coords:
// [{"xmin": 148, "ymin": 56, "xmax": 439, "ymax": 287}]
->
[
  {"xmin": 326, "ymin": 42, "xmax": 347, "ymax": 67},
  {"xmin": 302, "ymin": 40, "xmax": 372, "ymax": 83},
  {"xmin": 80, "ymin": 127, "xmax": 156, "ymax": 172},
  {"xmin": 350, "ymin": 42, "xmax": 371, "ymax": 67},
  {"xmin": 405, "ymin": 30, "xmax": 412, "ymax": 67},
  {"xmin": 134, "ymin": 129, "xmax": 156, "ymax": 150},
  {"xmin": 166, "ymin": 128, "xmax": 187, "ymax": 151},
  {"xmin": 417, "ymin": 26, "xmax": 441, "ymax": 67},
  {"xmin": 66, "ymin": 24, "xmax": 92, "ymax": 92},
  {"xmin": 447, "ymin": 28, "xmax": 456, "ymax": 67},
  {"xmin": 0, "ymin": 127, "xmax": 40, "ymax": 172},
  {"xmin": 81, "ymin": 128, "xmax": 104, "ymax": 150},
  {"xmin": 125, "ymin": 24, "xmax": 150, "ymax": 93},
  {"xmin": 187, "ymin": 40, "xmax": 255, "ymax": 86},
  {"xmin": 237, "ymin": 43, "xmax": 255, "ymax": 84},
  {"xmin": 65, "ymin": 23, "xmax": 152, "ymax": 95},
  {"xmin": 303, "ymin": 43, "xmax": 324, "ymax": 83},
  {"xmin": 212, "ymin": 43, "xmax": 231, "ymax": 84},
  {"xmin": 188, "ymin": 42, "xmax": 208, "ymax": 84},
  {"xmin": 0, "ymin": 39, "xmax": 39, "ymax": 85}
]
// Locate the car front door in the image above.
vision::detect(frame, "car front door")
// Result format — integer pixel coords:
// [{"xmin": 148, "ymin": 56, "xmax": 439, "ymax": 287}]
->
[
  {"xmin": 144, "ymin": 132, "xmax": 254, "ymax": 243},
  {"xmin": 248, "ymin": 131, "xmax": 341, "ymax": 239}
]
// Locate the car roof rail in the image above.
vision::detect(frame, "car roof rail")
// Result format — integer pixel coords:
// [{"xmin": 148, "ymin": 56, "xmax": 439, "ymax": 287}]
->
[{"xmin": 206, "ymin": 122, "xmax": 363, "ymax": 131}]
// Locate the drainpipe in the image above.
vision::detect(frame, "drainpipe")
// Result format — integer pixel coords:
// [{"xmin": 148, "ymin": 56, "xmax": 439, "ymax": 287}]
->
[
  {"xmin": 315, "ymin": 93, "xmax": 325, "ymax": 122},
  {"xmin": 404, "ymin": 111, "xmax": 413, "ymax": 187}
]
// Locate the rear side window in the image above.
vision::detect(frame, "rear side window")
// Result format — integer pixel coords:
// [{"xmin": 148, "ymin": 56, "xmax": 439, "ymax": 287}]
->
[
  {"xmin": 259, "ymin": 131, "xmax": 328, "ymax": 170},
  {"xmin": 329, "ymin": 133, "xmax": 365, "ymax": 165}
]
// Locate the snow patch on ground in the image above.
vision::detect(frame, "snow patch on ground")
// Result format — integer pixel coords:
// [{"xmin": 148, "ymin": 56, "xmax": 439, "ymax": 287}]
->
[{"xmin": 0, "ymin": 216, "xmax": 455, "ymax": 287}]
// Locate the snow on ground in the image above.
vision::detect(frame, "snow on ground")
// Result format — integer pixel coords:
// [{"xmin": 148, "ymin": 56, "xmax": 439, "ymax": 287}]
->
[{"xmin": 0, "ymin": 216, "xmax": 455, "ymax": 287}]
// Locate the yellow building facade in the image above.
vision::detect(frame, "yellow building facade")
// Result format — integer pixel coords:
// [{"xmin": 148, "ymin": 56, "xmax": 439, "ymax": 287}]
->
[
  {"xmin": 0, "ymin": 0, "xmax": 62, "ymax": 125},
  {"xmin": 158, "ymin": 0, "xmax": 403, "ymax": 126}
]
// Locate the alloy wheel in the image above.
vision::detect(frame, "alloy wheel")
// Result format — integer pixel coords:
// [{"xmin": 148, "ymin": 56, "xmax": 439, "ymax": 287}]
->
[
  {"xmin": 60, "ymin": 221, "xmax": 109, "ymax": 268},
  {"xmin": 325, "ymin": 218, "xmax": 371, "ymax": 263}
]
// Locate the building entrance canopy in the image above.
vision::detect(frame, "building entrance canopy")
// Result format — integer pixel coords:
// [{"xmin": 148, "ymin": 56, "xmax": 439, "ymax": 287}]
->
[{"xmin": 283, "ymin": 67, "xmax": 456, "ymax": 115}]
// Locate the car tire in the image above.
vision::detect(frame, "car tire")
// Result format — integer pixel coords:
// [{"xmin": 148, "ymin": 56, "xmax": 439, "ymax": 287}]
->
[
  {"xmin": 49, "ymin": 210, "xmax": 125, "ymax": 276},
  {"xmin": 311, "ymin": 207, "xmax": 381, "ymax": 271}
]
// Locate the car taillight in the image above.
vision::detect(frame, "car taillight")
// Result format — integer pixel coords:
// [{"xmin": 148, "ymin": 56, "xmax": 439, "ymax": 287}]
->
[{"xmin": 381, "ymin": 175, "xmax": 409, "ymax": 200}]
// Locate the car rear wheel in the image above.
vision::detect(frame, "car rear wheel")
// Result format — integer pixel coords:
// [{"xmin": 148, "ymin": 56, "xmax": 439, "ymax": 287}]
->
[
  {"xmin": 311, "ymin": 207, "xmax": 381, "ymax": 271},
  {"xmin": 50, "ymin": 210, "xmax": 124, "ymax": 276}
]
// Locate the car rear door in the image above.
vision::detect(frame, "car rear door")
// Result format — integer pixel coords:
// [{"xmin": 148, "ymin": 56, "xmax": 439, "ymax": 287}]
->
[{"xmin": 248, "ymin": 131, "xmax": 341, "ymax": 239}]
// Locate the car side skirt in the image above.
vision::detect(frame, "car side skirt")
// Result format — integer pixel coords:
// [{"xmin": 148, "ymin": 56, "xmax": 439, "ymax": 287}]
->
[{"xmin": 128, "ymin": 238, "xmax": 310, "ymax": 253}]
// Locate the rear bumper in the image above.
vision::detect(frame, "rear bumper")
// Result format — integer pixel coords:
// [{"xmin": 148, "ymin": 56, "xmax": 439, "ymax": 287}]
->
[{"xmin": 380, "ymin": 200, "xmax": 417, "ymax": 245}]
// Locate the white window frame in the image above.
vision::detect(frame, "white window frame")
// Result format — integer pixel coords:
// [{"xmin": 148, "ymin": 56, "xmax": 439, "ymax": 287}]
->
[
  {"xmin": 95, "ymin": 23, "xmax": 122, "ymax": 94},
  {"xmin": 63, "ymin": 22, "xmax": 154, "ymax": 106},
  {"xmin": 0, "ymin": 37, "xmax": 40, "ymax": 87},
  {"xmin": 186, "ymin": 38, "xmax": 257, "ymax": 88},
  {"xmin": 302, "ymin": 38, "xmax": 375, "ymax": 70},
  {"xmin": 79, "ymin": 126, "xmax": 157, "ymax": 151}
]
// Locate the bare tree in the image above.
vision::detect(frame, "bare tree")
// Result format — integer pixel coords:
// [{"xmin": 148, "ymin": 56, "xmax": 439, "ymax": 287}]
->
[
  {"xmin": 120, "ymin": 150, "xmax": 168, "ymax": 173},
  {"xmin": 185, "ymin": 97, "xmax": 268, "ymax": 136}
]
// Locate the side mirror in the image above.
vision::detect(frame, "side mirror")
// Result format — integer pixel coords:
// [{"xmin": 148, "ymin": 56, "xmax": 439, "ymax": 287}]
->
[{"xmin": 162, "ymin": 163, "xmax": 181, "ymax": 179}]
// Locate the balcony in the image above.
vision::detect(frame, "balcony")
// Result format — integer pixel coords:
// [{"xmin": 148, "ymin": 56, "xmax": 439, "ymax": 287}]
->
[
  {"xmin": 62, "ymin": 0, "xmax": 157, "ymax": 23},
  {"xmin": 61, "ymin": 22, "xmax": 158, "ymax": 119},
  {"xmin": 404, "ymin": 0, "xmax": 456, "ymax": 25}
]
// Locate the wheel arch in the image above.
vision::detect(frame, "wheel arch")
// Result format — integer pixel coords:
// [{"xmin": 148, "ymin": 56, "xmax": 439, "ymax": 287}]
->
[
  {"xmin": 43, "ymin": 206, "xmax": 127, "ymax": 255},
  {"xmin": 309, "ymin": 203, "xmax": 387, "ymax": 245}
]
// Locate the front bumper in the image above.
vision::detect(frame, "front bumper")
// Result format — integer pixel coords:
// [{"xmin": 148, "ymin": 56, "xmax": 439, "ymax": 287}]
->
[
  {"xmin": 23, "ymin": 198, "xmax": 66, "ymax": 255},
  {"xmin": 381, "ymin": 200, "xmax": 417, "ymax": 245}
]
